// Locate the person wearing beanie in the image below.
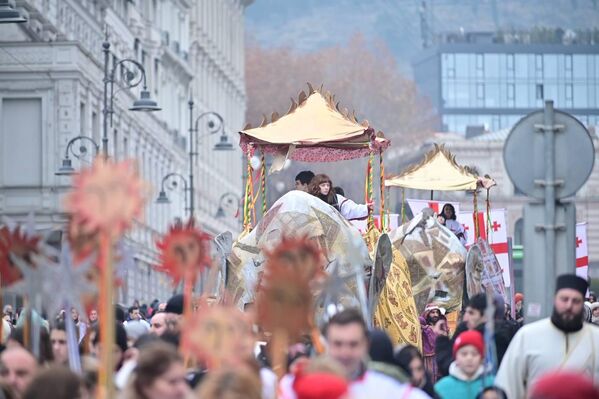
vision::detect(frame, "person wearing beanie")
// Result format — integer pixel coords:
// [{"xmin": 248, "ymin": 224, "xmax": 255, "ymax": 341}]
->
[
  {"xmin": 496, "ymin": 274, "xmax": 599, "ymax": 399},
  {"xmin": 528, "ymin": 370, "xmax": 599, "ymax": 399},
  {"xmin": 436, "ymin": 293, "xmax": 518, "ymax": 380},
  {"xmin": 434, "ymin": 330, "xmax": 494, "ymax": 399}
]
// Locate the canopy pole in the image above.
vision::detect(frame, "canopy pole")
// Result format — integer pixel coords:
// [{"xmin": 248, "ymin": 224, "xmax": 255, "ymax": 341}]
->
[
  {"xmin": 260, "ymin": 148, "xmax": 267, "ymax": 217},
  {"xmin": 401, "ymin": 188, "xmax": 406, "ymax": 224},
  {"xmin": 243, "ymin": 144, "xmax": 255, "ymax": 232},
  {"xmin": 430, "ymin": 190, "xmax": 434, "ymax": 200},
  {"xmin": 485, "ymin": 188, "xmax": 491, "ymax": 238},
  {"xmin": 366, "ymin": 151, "xmax": 375, "ymax": 234},
  {"xmin": 473, "ymin": 190, "xmax": 479, "ymax": 239},
  {"xmin": 379, "ymin": 150, "xmax": 386, "ymax": 232}
]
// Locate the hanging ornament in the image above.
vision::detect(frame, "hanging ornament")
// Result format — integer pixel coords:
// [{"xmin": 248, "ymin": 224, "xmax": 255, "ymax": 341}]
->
[{"xmin": 249, "ymin": 155, "xmax": 261, "ymax": 171}]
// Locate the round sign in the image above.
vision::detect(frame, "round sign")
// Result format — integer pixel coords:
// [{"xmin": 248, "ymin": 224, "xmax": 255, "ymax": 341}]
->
[{"xmin": 504, "ymin": 109, "xmax": 595, "ymax": 200}]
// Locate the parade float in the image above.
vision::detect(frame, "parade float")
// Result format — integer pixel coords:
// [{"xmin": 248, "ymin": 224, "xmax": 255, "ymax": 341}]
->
[{"xmin": 223, "ymin": 84, "xmax": 424, "ymax": 348}]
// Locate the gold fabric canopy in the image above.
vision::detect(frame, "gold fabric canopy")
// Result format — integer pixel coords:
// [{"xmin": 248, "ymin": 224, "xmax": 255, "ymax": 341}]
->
[
  {"xmin": 385, "ymin": 144, "xmax": 490, "ymax": 191},
  {"xmin": 239, "ymin": 84, "xmax": 389, "ymax": 162},
  {"xmin": 243, "ymin": 91, "xmax": 367, "ymax": 144}
]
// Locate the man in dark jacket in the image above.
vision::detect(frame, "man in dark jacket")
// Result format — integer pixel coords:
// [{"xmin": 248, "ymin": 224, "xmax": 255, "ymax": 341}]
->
[{"xmin": 435, "ymin": 293, "xmax": 519, "ymax": 378}]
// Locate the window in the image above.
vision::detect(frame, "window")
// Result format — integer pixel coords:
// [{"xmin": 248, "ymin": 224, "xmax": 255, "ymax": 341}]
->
[
  {"xmin": 536, "ymin": 84, "xmax": 544, "ymax": 100},
  {"xmin": 507, "ymin": 84, "xmax": 515, "ymax": 107},
  {"xmin": 565, "ymin": 83, "xmax": 573, "ymax": 107},
  {"xmin": 80, "ymin": 102, "xmax": 86, "ymax": 136},
  {"xmin": 1, "ymin": 98, "xmax": 42, "ymax": 186},
  {"xmin": 476, "ymin": 83, "xmax": 485, "ymax": 101},
  {"xmin": 154, "ymin": 59, "xmax": 160, "ymax": 95},
  {"xmin": 134, "ymin": 38, "xmax": 140, "ymax": 61},
  {"xmin": 506, "ymin": 54, "xmax": 515, "ymax": 71},
  {"xmin": 91, "ymin": 111, "xmax": 99, "ymax": 144}
]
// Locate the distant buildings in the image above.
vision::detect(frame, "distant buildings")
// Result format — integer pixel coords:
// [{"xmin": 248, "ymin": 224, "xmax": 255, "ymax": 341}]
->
[
  {"xmin": 414, "ymin": 30, "xmax": 599, "ymax": 134},
  {"xmin": 0, "ymin": 0, "xmax": 252, "ymax": 306}
]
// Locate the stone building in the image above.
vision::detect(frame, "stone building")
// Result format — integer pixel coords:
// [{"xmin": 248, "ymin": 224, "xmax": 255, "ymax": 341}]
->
[{"xmin": 0, "ymin": 0, "xmax": 252, "ymax": 306}]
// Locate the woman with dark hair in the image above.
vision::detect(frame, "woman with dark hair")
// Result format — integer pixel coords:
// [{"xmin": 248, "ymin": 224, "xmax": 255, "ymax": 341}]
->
[
  {"xmin": 23, "ymin": 366, "xmax": 87, "ymax": 399},
  {"xmin": 439, "ymin": 204, "xmax": 466, "ymax": 245},
  {"xmin": 308, "ymin": 174, "xmax": 371, "ymax": 220},
  {"xmin": 119, "ymin": 341, "xmax": 190, "ymax": 399},
  {"xmin": 394, "ymin": 345, "xmax": 438, "ymax": 398}
]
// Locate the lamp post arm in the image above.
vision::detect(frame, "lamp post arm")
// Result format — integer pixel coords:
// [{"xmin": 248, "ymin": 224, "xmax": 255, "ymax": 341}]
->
[
  {"xmin": 193, "ymin": 111, "xmax": 225, "ymax": 138},
  {"xmin": 160, "ymin": 172, "xmax": 190, "ymax": 215},
  {"xmin": 64, "ymin": 136, "xmax": 101, "ymax": 160},
  {"xmin": 107, "ymin": 58, "xmax": 149, "ymax": 129}
]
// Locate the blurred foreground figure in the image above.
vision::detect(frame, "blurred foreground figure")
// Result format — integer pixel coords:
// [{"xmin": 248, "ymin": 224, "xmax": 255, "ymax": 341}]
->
[
  {"xmin": 496, "ymin": 274, "xmax": 599, "ymax": 398},
  {"xmin": 528, "ymin": 371, "xmax": 599, "ymax": 399}
]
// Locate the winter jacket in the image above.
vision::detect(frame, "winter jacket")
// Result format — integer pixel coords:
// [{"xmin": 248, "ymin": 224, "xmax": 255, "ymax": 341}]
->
[
  {"xmin": 434, "ymin": 363, "xmax": 494, "ymax": 399},
  {"xmin": 435, "ymin": 320, "xmax": 518, "ymax": 378}
]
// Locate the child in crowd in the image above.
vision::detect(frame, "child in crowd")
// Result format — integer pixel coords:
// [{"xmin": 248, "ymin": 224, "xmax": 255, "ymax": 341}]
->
[{"xmin": 434, "ymin": 330, "xmax": 494, "ymax": 399}]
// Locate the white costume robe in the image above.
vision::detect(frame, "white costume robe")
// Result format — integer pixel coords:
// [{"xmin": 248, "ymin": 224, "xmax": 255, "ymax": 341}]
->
[
  {"xmin": 495, "ymin": 318, "xmax": 599, "ymax": 399},
  {"xmin": 445, "ymin": 219, "xmax": 467, "ymax": 246},
  {"xmin": 337, "ymin": 194, "xmax": 369, "ymax": 220}
]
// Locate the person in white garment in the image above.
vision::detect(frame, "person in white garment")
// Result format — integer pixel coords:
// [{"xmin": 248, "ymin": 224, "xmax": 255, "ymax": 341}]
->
[
  {"xmin": 495, "ymin": 274, "xmax": 599, "ymax": 399},
  {"xmin": 308, "ymin": 173, "xmax": 372, "ymax": 221},
  {"xmin": 279, "ymin": 308, "xmax": 431, "ymax": 398},
  {"xmin": 439, "ymin": 204, "xmax": 466, "ymax": 245}
]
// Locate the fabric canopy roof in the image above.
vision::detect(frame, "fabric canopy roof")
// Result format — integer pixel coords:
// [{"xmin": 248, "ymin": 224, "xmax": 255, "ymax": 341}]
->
[
  {"xmin": 239, "ymin": 84, "xmax": 389, "ymax": 162},
  {"xmin": 385, "ymin": 144, "xmax": 494, "ymax": 191}
]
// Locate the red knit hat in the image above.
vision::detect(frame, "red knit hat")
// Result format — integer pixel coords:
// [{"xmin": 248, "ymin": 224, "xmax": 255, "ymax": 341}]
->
[
  {"xmin": 515, "ymin": 293, "xmax": 524, "ymax": 303},
  {"xmin": 530, "ymin": 371, "xmax": 599, "ymax": 399},
  {"xmin": 293, "ymin": 373, "xmax": 349, "ymax": 399},
  {"xmin": 453, "ymin": 330, "xmax": 484, "ymax": 358}
]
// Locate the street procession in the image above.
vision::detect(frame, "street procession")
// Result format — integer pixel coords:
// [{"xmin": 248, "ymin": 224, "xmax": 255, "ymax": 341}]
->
[{"xmin": 1, "ymin": 1, "xmax": 599, "ymax": 399}]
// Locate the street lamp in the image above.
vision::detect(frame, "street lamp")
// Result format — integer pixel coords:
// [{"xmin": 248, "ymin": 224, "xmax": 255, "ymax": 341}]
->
[
  {"xmin": 55, "ymin": 136, "xmax": 100, "ymax": 176},
  {"xmin": 155, "ymin": 173, "xmax": 190, "ymax": 216},
  {"xmin": 102, "ymin": 39, "xmax": 160, "ymax": 157},
  {"xmin": 215, "ymin": 192, "xmax": 241, "ymax": 219},
  {"xmin": 0, "ymin": 0, "xmax": 27, "ymax": 23}
]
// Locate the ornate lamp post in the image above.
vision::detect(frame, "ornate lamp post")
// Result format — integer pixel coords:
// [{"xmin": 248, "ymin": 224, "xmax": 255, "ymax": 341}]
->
[
  {"xmin": 157, "ymin": 94, "xmax": 234, "ymax": 219},
  {"xmin": 156, "ymin": 173, "xmax": 190, "ymax": 217},
  {"xmin": 101, "ymin": 40, "xmax": 160, "ymax": 157},
  {"xmin": 56, "ymin": 136, "xmax": 101, "ymax": 175}
]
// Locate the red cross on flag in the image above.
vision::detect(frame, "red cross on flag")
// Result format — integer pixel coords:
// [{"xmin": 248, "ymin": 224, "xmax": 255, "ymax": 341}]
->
[
  {"xmin": 458, "ymin": 209, "xmax": 511, "ymax": 287},
  {"xmin": 406, "ymin": 199, "xmax": 461, "ymax": 217},
  {"xmin": 576, "ymin": 222, "xmax": 588, "ymax": 280}
]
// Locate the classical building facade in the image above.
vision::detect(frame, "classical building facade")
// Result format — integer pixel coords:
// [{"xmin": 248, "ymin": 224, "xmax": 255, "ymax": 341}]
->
[{"xmin": 0, "ymin": 0, "xmax": 251, "ymax": 306}]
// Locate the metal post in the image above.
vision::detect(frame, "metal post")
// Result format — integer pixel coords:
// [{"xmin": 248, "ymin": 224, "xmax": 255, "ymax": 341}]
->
[
  {"xmin": 543, "ymin": 100, "xmax": 557, "ymax": 308},
  {"xmin": 102, "ymin": 41, "xmax": 110, "ymax": 159},
  {"xmin": 188, "ymin": 98, "xmax": 195, "ymax": 219}
]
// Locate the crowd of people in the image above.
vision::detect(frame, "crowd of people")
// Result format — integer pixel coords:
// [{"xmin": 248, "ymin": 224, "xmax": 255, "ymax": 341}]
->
[
  {"xmin": 0, "ymin": 273, "xmax": 597, "ymax": 398},
  {"xmin": 0, "ymin": 172, "xmax": 597, "ymax": 398}
]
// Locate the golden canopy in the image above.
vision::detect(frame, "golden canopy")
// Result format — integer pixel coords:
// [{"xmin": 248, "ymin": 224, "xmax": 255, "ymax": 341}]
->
[
  {"xmin": 385, "ymin": 144, "xmax": 495, "ymax": 191},
  {"xmin": 239, "ymin": 84, "xmax": 389, "ymax": 162}
]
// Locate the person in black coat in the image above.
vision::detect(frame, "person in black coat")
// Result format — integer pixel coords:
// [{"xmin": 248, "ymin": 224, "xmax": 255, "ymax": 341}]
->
[{"xmin": 435, "ymin": 293, "xmax": 519, "ymax": 378}]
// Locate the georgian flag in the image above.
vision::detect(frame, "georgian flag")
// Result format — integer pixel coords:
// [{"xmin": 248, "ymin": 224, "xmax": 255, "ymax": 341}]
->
[
  {"xmin": 576, "ymin": 222, "xmax": 588, "ymax": 280},
  {"xmin": 406, "ymin": 199, "xmax": 461, "ymax": 217},
  {"xmin": 458, "ymin": 209, "xmax": 511, "ymax": 287}
]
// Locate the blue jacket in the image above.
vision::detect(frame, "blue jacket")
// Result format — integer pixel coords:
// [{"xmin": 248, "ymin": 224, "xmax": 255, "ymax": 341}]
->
[{"xmin": 434, "ymin": 362, "xmax": 495, "ymax": 399}]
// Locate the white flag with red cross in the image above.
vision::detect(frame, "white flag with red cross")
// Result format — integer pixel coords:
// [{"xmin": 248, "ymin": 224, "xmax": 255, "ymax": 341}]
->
[
  {"xmin": 406, "ymin": 199, "xmax": 461, "ymax": 217},
  {"xmin": 576, "ymin": 222, "xmax": 588, "ymax": 280},
  {"xmin": 458, "ymin": 209, "xmax": 511, "ymax": 287}
]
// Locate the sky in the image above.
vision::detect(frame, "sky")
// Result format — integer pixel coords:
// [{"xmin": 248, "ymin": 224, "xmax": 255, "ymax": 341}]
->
[{"xmin": 246, "ymin": 0, "xmax": 599, "ymax": 71}]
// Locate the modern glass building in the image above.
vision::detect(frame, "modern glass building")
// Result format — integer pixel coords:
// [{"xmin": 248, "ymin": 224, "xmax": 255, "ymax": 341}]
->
[{"xmin": 414, "ymin": 32, "xmax": 599, "ymax": 133}]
